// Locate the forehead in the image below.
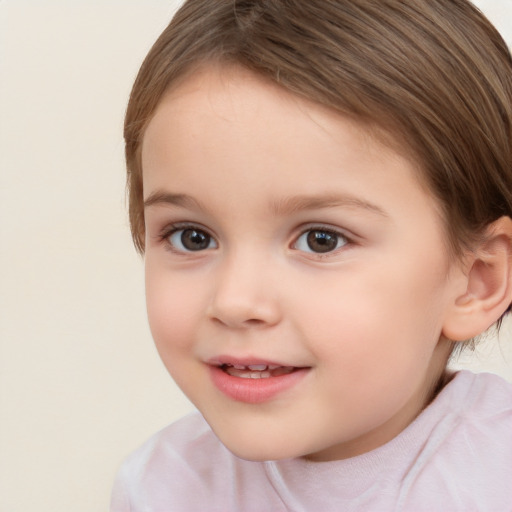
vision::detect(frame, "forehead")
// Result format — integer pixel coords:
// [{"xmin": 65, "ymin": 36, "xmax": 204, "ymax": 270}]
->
[
  {"xmin": 143, "ymin": 66, "xmax": 416, "ymax": 177},
  {"xmin": 141, "ymin": 65, "xmax": 441, "ymax": 225}
]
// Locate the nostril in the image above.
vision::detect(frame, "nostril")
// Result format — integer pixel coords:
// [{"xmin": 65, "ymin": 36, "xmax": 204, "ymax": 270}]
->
[
  {"xmin": 210, "ymin": 316, "xmax": 266, "ymax": 328},
  {"xmin": 245, "ymin": 318, "xmax": 266, "ymax": 326},
  {"xmin": 207, "ymin": 291, "xmax": 281, "ymax": 328}
]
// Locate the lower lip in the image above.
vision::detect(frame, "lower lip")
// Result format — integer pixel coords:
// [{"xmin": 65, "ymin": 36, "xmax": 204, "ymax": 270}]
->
[{"xmin": 209, "ymin": 366, "xmax": 309, "ymax": 404}]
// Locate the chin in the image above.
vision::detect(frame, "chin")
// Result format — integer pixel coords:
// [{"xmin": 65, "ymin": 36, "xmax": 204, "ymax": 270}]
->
[
  {"xmin": 200, "ymin": 407, "xmax": 318, "ymax": 461},
  {"xmin": 216, "ymin": 431, "xmax": 309, "ymax": 462},
  {"xmin": 226, "ymin": 443, "xmax": 294, "ymax": 462}
]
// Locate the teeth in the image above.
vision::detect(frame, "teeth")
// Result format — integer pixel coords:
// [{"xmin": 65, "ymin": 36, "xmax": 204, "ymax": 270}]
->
[
  {"xmin": 223, "ymin": 364, "xmax": 296, "ymax": 379},
  {"xmin": 226, "ymin": 367, "xmax": 272, "ymax": 378},
  {"xmin": 245, "ymin": 371, "xmax": 271, "ymax": 379},
  {"xmin": 247, "ymin": 364, "xmax": 267, "ymax": 371}
]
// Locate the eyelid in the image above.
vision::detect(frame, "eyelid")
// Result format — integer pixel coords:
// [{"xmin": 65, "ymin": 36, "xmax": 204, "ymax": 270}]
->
[
  {"xmin": 154, "ymin": 221, "xmax": 355, "ymax": 257},
  {"xmin": 292, "ymin": 224, "xmax": 354, "ymax": 256},
  {"xmin": 158, "ymin": 222, "xmax": 218, "ymax": 253},
  {"xmin": 295, "ymin": 223, "xmax": 353, "ymax": 240}
]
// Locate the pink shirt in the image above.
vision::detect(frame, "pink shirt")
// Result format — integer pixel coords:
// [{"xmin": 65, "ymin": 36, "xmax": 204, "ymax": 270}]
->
[{"xmin": 111, "ymin": 371, "xmax": 512, "ymax": 511}]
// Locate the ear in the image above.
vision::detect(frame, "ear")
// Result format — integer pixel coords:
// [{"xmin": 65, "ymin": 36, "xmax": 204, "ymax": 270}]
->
[{"xmin": 442, "ymin": 216, "xmax": 512, "ymax": 342}]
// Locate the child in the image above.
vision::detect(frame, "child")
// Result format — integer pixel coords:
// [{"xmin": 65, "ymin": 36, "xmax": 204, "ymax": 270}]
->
[{"xmin": 111, "ymin": 0, "xmax": 512, "ymax": 510}]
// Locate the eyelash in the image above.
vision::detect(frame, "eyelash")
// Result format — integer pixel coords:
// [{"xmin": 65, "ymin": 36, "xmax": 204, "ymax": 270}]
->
[
  {"xmin": 158, "ymin": 223, "xmax": 217, "ymax": 254},
  {"xmin": 157, "ymin": 223, "xmax": 353, "ymax": 257},
  {"xmin": 293, "ymin": 225, "xmax": 351, "ymax": 257}
]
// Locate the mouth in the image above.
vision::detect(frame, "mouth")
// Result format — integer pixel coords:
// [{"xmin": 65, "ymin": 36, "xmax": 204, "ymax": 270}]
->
[
  {"xmin": 219, "ymin": 363, "xmax": 297, "ymax": 379},
  {"xmin": 208, "ymin": 358, "xmax": 310, "ymax": 403}
]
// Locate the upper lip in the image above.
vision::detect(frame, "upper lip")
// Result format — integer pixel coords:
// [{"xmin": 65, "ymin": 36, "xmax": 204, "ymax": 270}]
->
[{"xmin": 207, "ymin": 355, "xmax": 306, "ymax": 369}]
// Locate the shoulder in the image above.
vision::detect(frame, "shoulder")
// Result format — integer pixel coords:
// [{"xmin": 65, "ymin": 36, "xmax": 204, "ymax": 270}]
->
[
  {"xmin": 470, "ymin": 369, "xmax": 512, "ymax": 400},
  {"xmin": 435, "ymin": 369, "xmax": 512, "ymax": 454},
  {"xmin": 117, "ymin": 410, "xmax": 227, "ymax": 476},
  {"xmin": 451, "ymin": 370, "xmax": 512, "ymax": 424},
  {"xmin": 124, "ymin": 411, "xmax": 218, "ymax": 467},
  {"xmin": 111, "ymin": 412, "xmax": 233, "ymax": 511},
  {"xmin": 401, "ymin": 371, "xmax": 512, "ymax": 511}
]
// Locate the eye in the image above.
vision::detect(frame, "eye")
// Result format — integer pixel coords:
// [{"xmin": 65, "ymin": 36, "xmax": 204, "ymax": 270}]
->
[
  {"xmin": 294, "ymin": 228, "xmax": 348, "ymax": 254},
  {"xmin": 167, "ymin": 227, "xmax": 217, "ymax": 252}
]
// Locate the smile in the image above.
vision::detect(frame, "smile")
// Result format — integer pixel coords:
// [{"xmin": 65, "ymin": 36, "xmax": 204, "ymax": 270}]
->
[
  {"xmin": 209, "ymin": 361, "xmax": 309, "ymax": 403},
  {"xmin": 221, "ymin": 363, "xmax": 296, "ymax": 379}
]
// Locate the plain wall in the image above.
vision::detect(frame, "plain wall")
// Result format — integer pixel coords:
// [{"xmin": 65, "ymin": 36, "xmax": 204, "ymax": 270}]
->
[{"xmin": 0, "ymin": 1, "xmax": 511, "ymax": 511}]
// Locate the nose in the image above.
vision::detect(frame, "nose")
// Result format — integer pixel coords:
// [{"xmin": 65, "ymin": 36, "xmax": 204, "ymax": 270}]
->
[{"xmin": 207, "ymin": 252, "xmax": 282, "ymax": 329}]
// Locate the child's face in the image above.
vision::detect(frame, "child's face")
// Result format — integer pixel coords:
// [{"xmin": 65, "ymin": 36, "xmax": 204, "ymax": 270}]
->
[{"xmin": 142, "ymin": 66, "xmax": 462, "ymax": 462}]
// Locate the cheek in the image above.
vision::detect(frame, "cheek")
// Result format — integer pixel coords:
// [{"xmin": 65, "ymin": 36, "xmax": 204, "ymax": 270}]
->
[
  {"xmin": 145, "ymin": 265, "xmax": 200, "ymax": 352},
  {"xmin": 294, "ymin": 257, "xmax": 449, "ymax": 365},
  {"xmin": 144, "ymin": 268, "xmax": 208, "ymax": 397}
]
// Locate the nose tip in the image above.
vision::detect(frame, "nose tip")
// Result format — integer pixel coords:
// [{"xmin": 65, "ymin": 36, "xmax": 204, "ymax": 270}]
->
[
  {"xmin": 208, "ymin": 293, "xmax": 281, "ymax": 329},
  {"xmin": 207, "ymin": 263, "xmax": 281, "ymax": 329}
]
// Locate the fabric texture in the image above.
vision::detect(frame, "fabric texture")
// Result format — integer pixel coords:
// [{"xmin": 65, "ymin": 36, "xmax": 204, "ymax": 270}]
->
[{"xmin": 111, "ymin": 371, "xmax": 512, "ymax": 511}]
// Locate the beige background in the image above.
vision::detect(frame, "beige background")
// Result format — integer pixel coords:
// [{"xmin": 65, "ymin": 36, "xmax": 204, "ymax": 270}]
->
[{"xmin": 1, "ymin": 1, "xmax": 511, "ymax": 511}]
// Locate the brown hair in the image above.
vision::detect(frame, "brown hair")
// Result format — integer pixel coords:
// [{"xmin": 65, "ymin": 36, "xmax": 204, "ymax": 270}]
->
[{"xmin": 125, "ymin": 0, "xmax": 512, "ymax": 313}]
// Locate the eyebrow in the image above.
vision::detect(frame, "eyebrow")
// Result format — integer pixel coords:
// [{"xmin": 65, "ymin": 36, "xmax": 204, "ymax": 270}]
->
[
  {"xmin": 269, "ymin": 194, "xmax": 388, "ymax": 217},
  {"xmin": 144, "ymin": 190, "xmax": 388, "ymax": 218},
  {"xmin": 144, "ymin": 191, "xmax": 204, "ymax": 211}
]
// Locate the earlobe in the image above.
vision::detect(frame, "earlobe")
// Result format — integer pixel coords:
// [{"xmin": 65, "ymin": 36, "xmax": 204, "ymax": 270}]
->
[{"xmin": 442, "ymin": 216, "xmax": 512, "ymax": 342}]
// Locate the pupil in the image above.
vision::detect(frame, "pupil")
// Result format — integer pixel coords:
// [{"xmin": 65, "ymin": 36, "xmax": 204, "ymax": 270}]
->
[
  {"xmin": 307, "ymin": 230, "xmax": 337, "ymax": 253},
  {"xmin": 181, "ymin": 229, "xmax": 210, "ymax": 251}
]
